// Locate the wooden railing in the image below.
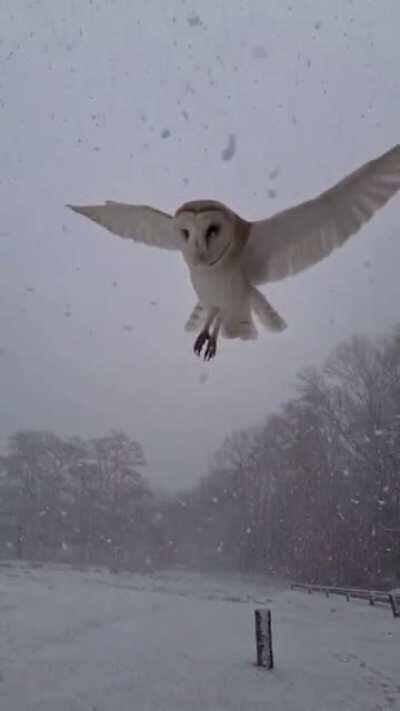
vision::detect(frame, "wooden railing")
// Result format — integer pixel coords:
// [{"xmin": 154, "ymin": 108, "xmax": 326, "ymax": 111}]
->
[{"xmin": 290, "ymin": 582, "xmax": 400, "ymax": 618}]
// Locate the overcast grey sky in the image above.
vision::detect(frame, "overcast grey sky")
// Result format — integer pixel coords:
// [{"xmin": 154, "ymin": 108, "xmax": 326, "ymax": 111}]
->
[{"xmin": 1, "ymin": 0, "xmax": 399, "ymax": 489}]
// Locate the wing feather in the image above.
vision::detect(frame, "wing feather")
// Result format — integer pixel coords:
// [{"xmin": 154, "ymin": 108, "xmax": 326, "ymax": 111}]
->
[
  {"xmin": 244, "ymin": 144, "xmax": 400, "ymax": 283},
  {"xmin": 67, "ymin": 201, "xmax": 179, "ymax": 250}
]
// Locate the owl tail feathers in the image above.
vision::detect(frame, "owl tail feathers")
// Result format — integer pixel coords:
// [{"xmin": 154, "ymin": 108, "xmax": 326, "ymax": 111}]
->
[
  {"xmin": 222, "ymin": 319, "xmax": 258, "ymax": 340},
  {"xmin": 251, "ymin": 287, "xmax": 287, "ymax": 333},
  {"xmin": 185, "ymin": 302, "xmax": 206, "ymax": 332}
]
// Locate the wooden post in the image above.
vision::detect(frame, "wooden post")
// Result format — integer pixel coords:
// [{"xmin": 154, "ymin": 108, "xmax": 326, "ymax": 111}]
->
[
  {"xmin": 389, "ymin": 593, "xmax": 399, "ymax": 618},
  {"xmin": 254, "ymin": 609, "xmax": 274, "ymax": 669}
]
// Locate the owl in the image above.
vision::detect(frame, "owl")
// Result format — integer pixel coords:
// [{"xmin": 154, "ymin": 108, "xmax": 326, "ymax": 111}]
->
[{"xmin": 68, "ymin": 144, "xmax": 400, "ymax": 360}]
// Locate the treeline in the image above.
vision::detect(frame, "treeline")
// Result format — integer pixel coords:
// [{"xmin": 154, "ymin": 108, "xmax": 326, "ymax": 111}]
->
[
  {"xmin": 163, "ymin": 328, "xmax": 400, "ymax": 587},
  {"xmin": 1, "ymin": 327, "xmax": 399, "ymax": 587},
  {"xmin": 0, "ymin": 430, "xmax": 167, "ymax": 571}
]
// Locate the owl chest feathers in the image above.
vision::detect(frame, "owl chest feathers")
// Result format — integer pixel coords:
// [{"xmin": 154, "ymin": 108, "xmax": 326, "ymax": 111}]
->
[{"xmin": 189, "ymin": 260, "xmax": 250, "ymax": 315}]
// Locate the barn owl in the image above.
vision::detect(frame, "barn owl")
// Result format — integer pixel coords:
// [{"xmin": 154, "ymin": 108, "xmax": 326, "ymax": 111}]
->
[{"xmin": 68, "ymin": 144, "xmax": 400, "ymax": 360}]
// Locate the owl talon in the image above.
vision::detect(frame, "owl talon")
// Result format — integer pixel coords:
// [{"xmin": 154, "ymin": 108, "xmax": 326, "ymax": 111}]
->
[
  {"xmin": 194, "ymin": 330, "xmax": 210, "ymax": 357},
  {"xmin": 204, "ymin": 336, "xmax": 217, "ymax": 361},
  {"xmin": 193, "ymin": 331, "xmax": 217, "ymax": 360}
]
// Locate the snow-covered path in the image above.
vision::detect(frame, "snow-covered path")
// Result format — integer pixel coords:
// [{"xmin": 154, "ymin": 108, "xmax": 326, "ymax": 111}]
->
[{"xmin": 0, "ymin": 564, "xmax": 399, "ymax": 710}]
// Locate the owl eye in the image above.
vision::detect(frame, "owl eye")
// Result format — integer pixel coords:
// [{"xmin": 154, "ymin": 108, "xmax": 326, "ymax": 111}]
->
[
  {"xmin": 181, "ymin": 228, "xmax": 190, "ymax": 240},
  {"xmin": 205, "ymin": 223, "xmax": 220, "ymax": 241}
]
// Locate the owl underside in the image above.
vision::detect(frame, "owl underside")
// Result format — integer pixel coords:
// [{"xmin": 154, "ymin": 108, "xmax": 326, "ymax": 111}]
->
[
  {"xmin": 185, "ymin": 302, "xmax": 255, "ymax": 339},
  {"xmin": 185, "ymin": 287, "xmax": 287, "ymax": 341}
]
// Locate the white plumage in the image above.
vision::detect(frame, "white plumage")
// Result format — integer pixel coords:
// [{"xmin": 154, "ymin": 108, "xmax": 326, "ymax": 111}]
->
[{"xmin": 68, "ymin": 144, "xmax": 400, "ymax": 360}]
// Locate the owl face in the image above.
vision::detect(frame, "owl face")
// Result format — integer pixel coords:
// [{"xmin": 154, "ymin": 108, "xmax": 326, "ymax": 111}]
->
[{"xmin": 174, "ymin": 201, "xmax": 240, "ymax": 269}]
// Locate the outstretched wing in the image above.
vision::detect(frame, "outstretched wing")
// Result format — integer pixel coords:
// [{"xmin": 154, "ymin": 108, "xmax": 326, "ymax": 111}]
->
[
  {"xmin": 244, "ymin": 144, "xmax": 400, "ymax": 284},
  {"xmin": 67, "ymin": 201, "xmax": 180, "ymax": 250}
]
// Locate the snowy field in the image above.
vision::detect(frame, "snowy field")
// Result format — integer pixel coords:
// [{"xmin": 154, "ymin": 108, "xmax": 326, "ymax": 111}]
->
[{"xmin": 0, "ymin": 563, "xmax": 399, "ymax": 711}]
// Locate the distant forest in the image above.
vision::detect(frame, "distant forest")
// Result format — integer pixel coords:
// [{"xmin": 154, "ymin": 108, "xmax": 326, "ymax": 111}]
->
[{"xmin": 1, "ymin": 326, "xmax": 399, "ymax": 588}]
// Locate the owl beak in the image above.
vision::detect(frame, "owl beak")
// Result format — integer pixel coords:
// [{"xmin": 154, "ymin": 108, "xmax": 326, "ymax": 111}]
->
[
  {"xmin": 191, "ymin": 245, "xmax": 207, "ymax": 266},
  {"xmin": 191, "ymin": 254, "xmax": 204, "ymax": 266}
]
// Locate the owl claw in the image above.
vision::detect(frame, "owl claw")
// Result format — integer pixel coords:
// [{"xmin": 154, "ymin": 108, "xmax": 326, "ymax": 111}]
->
[
  {"xmin": 204, "ymin": 336, "xmax": 217, "ymax": 361},
  {"xmin": 193, "ymin": 331, "xmax": 217, "ymax": 360},
  {"xmin": 194, "ymin": 330, "xmax": 209, "ymax": 357}
]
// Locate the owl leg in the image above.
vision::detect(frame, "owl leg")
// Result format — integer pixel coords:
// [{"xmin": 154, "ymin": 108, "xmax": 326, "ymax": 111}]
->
[{"xmin": 193, "ymin": 308, "xmax": 219, "ymax": 360}]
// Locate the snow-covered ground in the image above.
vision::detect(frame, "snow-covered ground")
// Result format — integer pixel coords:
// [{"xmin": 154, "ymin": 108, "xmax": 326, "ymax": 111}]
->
[{"xmin": 0, "ymin": 563, "xmax": 399, "ymax": 710}]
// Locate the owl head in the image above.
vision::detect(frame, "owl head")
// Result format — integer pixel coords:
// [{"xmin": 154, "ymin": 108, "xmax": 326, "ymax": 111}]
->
[{"xmin": 174, "ymin": 200, "xmax": 249, "ymax": 269}]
